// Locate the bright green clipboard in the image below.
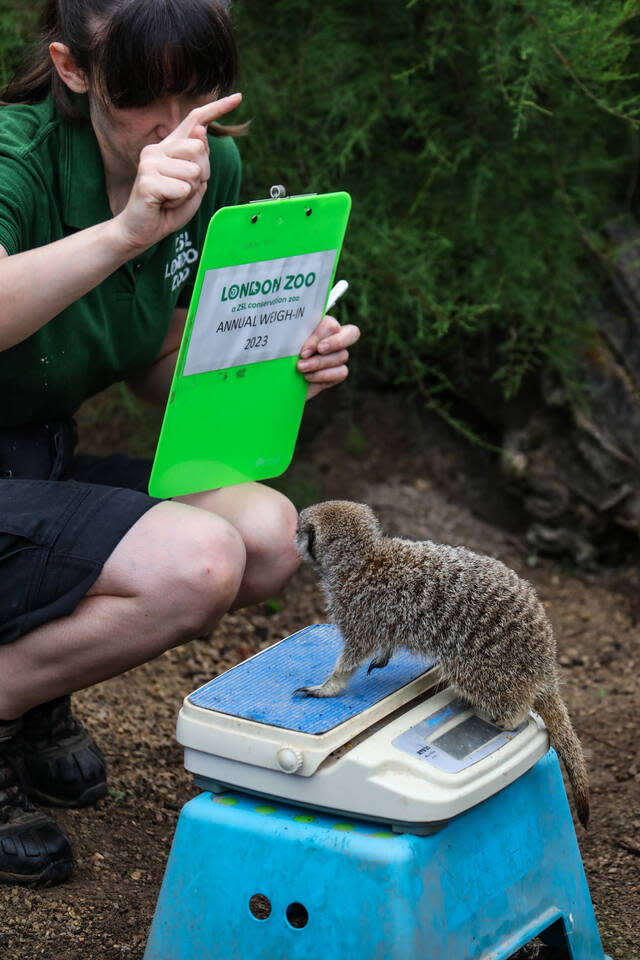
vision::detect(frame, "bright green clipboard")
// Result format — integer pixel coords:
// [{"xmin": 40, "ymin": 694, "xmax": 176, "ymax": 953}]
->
[{"xmin": 148, "ymin": 191, "xmax": 351, "ymax": 498}]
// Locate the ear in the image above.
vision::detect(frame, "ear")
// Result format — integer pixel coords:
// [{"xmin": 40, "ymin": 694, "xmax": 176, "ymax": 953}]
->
[
  {"xmin": 49, "ymin": 42, "xmax": 88, "ymax": 94},
  {"xmin": 306, "ymin": 523, "xmax": 317, "ymax": 562}
]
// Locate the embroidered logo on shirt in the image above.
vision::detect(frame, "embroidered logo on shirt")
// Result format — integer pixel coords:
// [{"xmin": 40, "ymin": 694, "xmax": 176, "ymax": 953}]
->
[{"xmin": 164, "ymin": 230, "xmax": 199, "ymax": 292}]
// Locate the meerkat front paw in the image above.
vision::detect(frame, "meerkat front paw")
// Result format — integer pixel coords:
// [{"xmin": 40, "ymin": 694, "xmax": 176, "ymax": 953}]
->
[
  {"xmin": 294, "ymin": 685, "xmax": 329, "ymax": 698},
  {"xmin": 293, "ymin": 677, "xmax": 346, "ymax": 698}
]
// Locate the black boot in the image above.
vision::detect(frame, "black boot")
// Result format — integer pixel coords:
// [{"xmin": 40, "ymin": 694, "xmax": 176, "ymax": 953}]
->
[
  {"xmin": 0, "ymin": 720, "xmax": 74, "ymax": 886},
  {"xmin": 12, "ymin": 696, "xmax": 107, "ymax": 808}
]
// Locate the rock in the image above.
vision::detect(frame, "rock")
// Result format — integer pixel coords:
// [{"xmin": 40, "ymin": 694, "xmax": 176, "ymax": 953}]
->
[{"xmin": 497, "ymin": 217, "xmax": 640, "ymax": 565}]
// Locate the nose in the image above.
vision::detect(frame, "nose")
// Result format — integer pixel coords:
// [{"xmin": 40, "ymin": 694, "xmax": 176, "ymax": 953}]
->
[{"xmin": 154, "ymin": 96, "xmax": 187, "ymax": 139}]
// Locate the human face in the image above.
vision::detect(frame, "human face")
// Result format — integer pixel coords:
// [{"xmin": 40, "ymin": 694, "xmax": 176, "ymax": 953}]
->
[{"xmin": 89, "ymin": 90, "xmax": 216, "ymax": 183}]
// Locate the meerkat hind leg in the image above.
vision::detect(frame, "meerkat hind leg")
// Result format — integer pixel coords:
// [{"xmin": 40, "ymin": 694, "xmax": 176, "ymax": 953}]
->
[
  {"xmin": 489, "ymin": 705, "xmax": 531, "ymax": 731},
  {"xmin": 457, "ymin": 694, "xmax": 530, "ymax": 732}
]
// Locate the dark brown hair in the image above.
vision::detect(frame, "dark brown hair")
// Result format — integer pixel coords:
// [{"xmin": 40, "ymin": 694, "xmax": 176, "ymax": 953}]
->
[{"xmin": 1, "ymin": 0, "xmax": 243, "ymax": 134}]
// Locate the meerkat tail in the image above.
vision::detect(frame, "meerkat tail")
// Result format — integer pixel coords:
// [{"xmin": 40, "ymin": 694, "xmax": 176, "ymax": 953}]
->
[{"xmin": 533, "ymin": 687, "xmax": 590, "ymax": 829}]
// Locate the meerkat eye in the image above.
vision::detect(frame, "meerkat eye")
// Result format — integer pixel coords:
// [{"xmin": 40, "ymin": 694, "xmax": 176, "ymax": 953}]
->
[{"xmin": 306, "ymin": 524, "xmax": 317, "ymax": 561}]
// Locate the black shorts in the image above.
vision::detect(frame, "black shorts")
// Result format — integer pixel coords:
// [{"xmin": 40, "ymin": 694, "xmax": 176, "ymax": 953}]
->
[{"xmin": 0, "ymin": 420, "xmax": 160, "ymax": 644}]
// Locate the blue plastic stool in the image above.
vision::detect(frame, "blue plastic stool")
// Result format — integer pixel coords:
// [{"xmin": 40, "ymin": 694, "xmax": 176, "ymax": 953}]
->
[{"xmin": 144, "ymin": 750, "xmax": 610, "ymax": 960}]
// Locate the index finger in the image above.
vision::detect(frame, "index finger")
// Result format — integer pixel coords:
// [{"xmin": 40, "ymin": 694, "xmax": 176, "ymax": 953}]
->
[{"xmin": 166, "ymin": 93, "xmax": 243, "ymax": 141}]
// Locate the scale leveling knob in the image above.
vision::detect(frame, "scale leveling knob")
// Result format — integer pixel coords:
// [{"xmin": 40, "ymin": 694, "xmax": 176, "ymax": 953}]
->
[{"xmin": 277, "ymin": 746, "xmax": 303, "ymax": 773}]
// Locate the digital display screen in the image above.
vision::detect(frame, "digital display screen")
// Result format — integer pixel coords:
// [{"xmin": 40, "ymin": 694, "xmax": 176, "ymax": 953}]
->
[{"xmin": 432, "ymin": 715, "xmax": 501, "ymax": 760}]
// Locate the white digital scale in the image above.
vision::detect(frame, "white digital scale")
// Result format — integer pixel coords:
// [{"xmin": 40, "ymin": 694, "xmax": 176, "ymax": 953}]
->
[{"xmin": 177, "ymin": 624, "xmax": 550, "ymax": 834}]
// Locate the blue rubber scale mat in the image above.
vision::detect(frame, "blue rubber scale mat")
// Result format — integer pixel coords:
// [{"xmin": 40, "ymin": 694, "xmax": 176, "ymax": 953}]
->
[{"xmin": 189, "ymin": 624, "xmax": 435, "ymax": 735}]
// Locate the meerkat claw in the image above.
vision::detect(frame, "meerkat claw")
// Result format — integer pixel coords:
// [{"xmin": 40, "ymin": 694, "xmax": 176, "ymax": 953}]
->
[
  {"xmin": 367, "ymin": 657, "xmax": 389, "ymax": 674},
  {"xmin": 293, "ymin": 685, "xmax": 319, "ymax": 697}
]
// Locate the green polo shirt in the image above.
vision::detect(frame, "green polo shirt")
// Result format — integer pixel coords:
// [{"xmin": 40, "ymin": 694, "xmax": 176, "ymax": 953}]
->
[{"xmin": 0, "ymin": 94, "xmax": 241, "ymax": 427}]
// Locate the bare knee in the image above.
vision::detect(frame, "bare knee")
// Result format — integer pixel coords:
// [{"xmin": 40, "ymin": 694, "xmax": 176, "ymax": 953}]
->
[
  {"xmin": 0, "ymin": 507, "xmax": 247, "ymax": 719},
  {"xmin": 247, "ymin": 488, "xmax": 300, "ymax": 567},
  {"xmin": 174, "ymin": 484, "xmax": 301, "ymax": 606},
  {"xmin": 165, "ymin": 517, "xmax": 247, "ymax": 637},
  {"xmin": 92, "ymin": 501, "xmax": 247, "ymax": 640},
  {"xmin": 235, "ymin": 489, "xmax": 301, "ymax": 603}
]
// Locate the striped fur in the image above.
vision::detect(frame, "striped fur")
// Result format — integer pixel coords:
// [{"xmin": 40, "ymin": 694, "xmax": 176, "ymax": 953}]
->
[{"xmin": 295, "ymin": 500, "xmax": 589, "ymax": 828}]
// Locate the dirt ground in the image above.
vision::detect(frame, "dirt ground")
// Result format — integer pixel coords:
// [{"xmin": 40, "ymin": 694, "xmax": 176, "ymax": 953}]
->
[{"xmin": 1, "ymin": 389, "xmax": 638, "ymax": 960}]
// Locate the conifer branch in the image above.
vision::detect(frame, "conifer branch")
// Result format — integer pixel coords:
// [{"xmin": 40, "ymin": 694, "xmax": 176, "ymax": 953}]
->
[
  {"xmin": 401, "ymin": 349, "xmax": 502, "ymax": 452},
  {"xmin": 545, "ymin": 115, "xmax": 612, "ymax": 273},
  {"xmin": 600, "ymin": 9, "xmax": 640, "ymax": 48},
  {"xmin": 522, "ymin": 4, "xmax": 640, "ymax": 126},
  {"xmin": 347, "ymin": 251, "xmax": 454, "ymax": 328}
]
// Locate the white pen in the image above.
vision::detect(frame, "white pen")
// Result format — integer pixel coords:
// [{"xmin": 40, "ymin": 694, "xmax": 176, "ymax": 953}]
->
[{"xmin": 326, "ymin": 279, "xmax": 349, "ymax": 313}]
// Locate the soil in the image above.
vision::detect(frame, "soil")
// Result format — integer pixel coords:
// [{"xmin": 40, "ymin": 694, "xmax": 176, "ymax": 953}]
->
[{"xmin": 1, "ymin": 388, "xmax": 638, "ymax": 960}]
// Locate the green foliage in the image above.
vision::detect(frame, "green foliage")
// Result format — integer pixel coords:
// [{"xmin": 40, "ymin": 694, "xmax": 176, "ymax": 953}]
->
[
  {"xmin": 231, "ymin": 0, "xmax": 640, "ymax": 422},
  {"xmin": 263, "ymin": 598, "xmax": 283, "ymax": 615},
  {"xmin": 0, "ymin": 1, "xmax": 41, "ymax": 88},
  {"xmin": 2, "ymin": 1, "xmax": 640, "ymax": 431},
  {"xmin": 345, "ymin": 424, "xmax": 367, "ymax": 459},
  {"xmin": 108, "ymin": 786, "xmax": 135, "ymax": 803}
]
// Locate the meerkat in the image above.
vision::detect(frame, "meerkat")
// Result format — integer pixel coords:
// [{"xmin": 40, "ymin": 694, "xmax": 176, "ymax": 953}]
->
[{"xmin": 293, "ymin": 499, "xmax": 590, "ymax": 829}]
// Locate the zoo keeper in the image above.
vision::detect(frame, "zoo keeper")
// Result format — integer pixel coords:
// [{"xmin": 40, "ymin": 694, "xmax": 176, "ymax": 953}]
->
[{"xmin": 0, "ymin": 0, "xmax": 360, "ymax": 887}]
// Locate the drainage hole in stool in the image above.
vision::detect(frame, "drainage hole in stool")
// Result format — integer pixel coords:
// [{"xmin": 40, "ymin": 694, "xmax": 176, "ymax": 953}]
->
[
  {"xmin": 286, "ymin": 902, "xmax": 309, "ymax": 929},
  {"xmin": 249, "ymin": 894, "xmax": 271, "ymax": 920}
]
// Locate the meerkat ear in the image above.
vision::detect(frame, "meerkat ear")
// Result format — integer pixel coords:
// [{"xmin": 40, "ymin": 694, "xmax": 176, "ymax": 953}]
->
[{"xmin": 306, "ymin": 523, "xmax": 317, "ymax": 562}]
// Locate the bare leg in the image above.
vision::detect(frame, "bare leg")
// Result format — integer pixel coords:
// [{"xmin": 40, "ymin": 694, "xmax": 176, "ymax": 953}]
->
[
  {"xmin": 0, "ymin": 483, "xmax": 301, "ymax": 721},
  {"xmin": 0, "ymin": 501, "xmax": 245, "ymax": 719},
  {"xmin": 177, "ymin": 482, "xmax": 301, "ymax": 608}
]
